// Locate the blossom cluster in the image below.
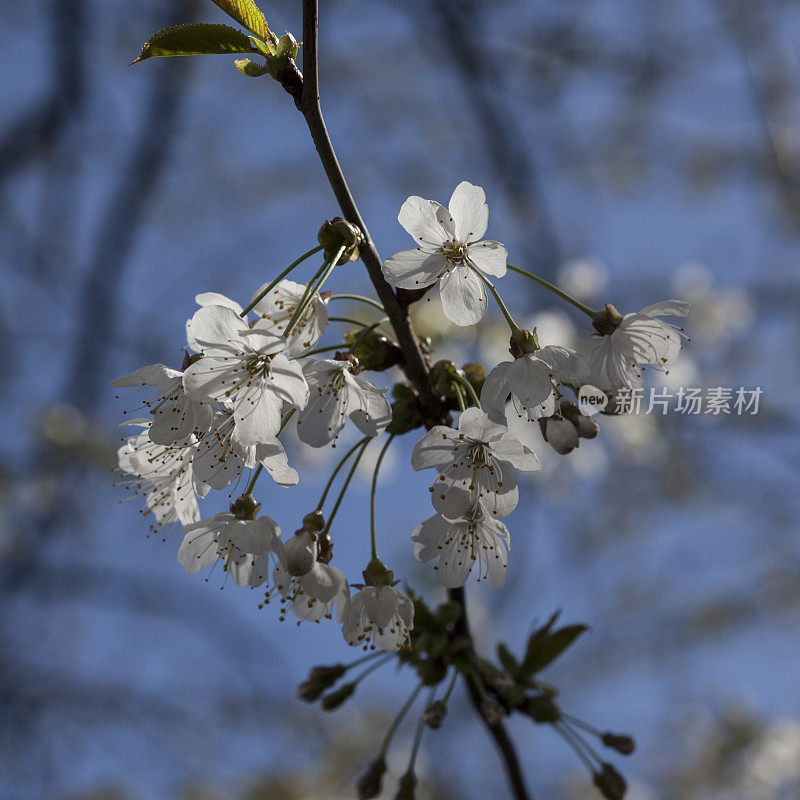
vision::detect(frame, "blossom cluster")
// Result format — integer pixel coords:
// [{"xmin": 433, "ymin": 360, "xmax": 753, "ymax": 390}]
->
[{"xmin": 113, "ymin": 180, "xmax": 690, "ymax": 654}]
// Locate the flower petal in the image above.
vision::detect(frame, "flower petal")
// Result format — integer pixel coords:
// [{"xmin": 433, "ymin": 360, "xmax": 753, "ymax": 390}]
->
[
  {"xmin": 448, "ymin": 181, "xmax": 488, "ymax": 242},
  {"xmin": 382, "ymin": 249, "xmax": 446, "ymax": 290},
  {"xmin": 397, "ymin": 195, "xmax": 454, "ymax": 245},
  {"xmin": 439, "ymin": 264, "xmax": 488, "ymax": 326},
  {"xmin": 468, "ymin": 240, "xmax": 507, "ymax": 277}
]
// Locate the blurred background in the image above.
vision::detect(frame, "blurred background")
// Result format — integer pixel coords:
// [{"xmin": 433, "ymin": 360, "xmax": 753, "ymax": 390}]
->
[{"xmin": 1, "ymin": 0, "xmax": 799, "ymax": 798}]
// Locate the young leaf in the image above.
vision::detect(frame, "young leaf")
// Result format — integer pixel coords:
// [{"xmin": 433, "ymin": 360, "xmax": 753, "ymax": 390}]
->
[
  {"xmin": 235, "ymin": 57, "xmax": 268, "ymax": 77},
  {"xmin": 209, "ymin": 0, "xmax": 271, "ymax": 41},
  {"xmin": 527, "ymin": 624, "xmax": 588, "ymax": 673},
  {"xmin": 132, "ymin": 23, "xmax": 256, "ymax": 64}
]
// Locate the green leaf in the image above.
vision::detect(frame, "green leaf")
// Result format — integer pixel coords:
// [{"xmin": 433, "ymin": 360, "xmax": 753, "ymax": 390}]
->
[
  {"xmin": 209, "ymin": 0, "xmax": 271, "ymax": 41},
  {"xmin": 526, "ymin": 624, "xmax": 588, "ymax": 673},
  {"xmin": 522, "ymin": 610, "xmax": 560, "ymax": 672},
  {"xmin": 132, "ymin": 23, "xmax": 256, "ymax": 64},
  {"xmin": 235, "ymin": 57, "xmax": 268, "ymax": 76},
  {"xmin": 496, "ymin": 642, "xmax": 520, "ymax": 675}
]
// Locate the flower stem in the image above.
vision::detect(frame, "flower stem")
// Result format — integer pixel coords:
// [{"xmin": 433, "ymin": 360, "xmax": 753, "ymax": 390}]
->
[
  {"xmin": 468, "ymin": 263, "xmax": 519, "ymax": 331},
  {"xmin": 239, "ymin": 244, "xmax": 324, "ymax": 317},
  {"xmin": 244, "ymin": 464, "xmax": 263, "ymax": 496},
  {"xmin": 369, "ymin": 434, "xmax": 395, "ymax": 559},
  {"xmin": 379, "ymin": 682, "xmax": 424, "ymax": 757},
  {"xmin": 453, "ymin": 382, "xmax": 467, "ymax": 412},
  {"xmin": 456, "ymin": 374, "xmax": 481, "ymax": 409},
  {"xmin": 321, "ymin": 438, "xmax": 370, "ymax": 539},
  {"xmin": 506, "ymin": 262, "xmax": 597, "ymax": 318},
  {"xmin": 281, "ymin": 258, "xmax": 331, "ymax": 338},
  {"xmin": 328, "ymin": 293, "xmax": 385, "ymax": 312},
  {"xmin": 328, "ymin": 315, "xmax": 371, "ymax": 328},
  {"xmin": 316, "ymin": 436, "xmax": 371, "ymax": 511},
  {"xmin": 302, "ymin": 343, "xmax": 348, "ymax": 357}
]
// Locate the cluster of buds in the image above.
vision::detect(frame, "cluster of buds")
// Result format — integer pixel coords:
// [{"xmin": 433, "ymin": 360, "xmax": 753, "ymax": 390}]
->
[{"xmin": 539, "ymin": 399, "xmax": 599, "ymax": 454}]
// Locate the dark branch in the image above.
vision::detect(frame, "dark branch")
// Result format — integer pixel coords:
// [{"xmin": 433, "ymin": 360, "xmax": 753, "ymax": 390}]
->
[
  {"xmin": 450, "ymin": 587, "xmax": 533, "ymax": 800},
  {"xmin": 275, "ymin": 0, "xmax": 448, "ymax": 428}
]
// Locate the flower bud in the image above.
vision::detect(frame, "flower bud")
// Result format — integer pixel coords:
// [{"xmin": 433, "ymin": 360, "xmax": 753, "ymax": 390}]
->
[
  {"xmin": 394, "ymin": 770, "xmax": 417, "ymax": 800},
  {"xmin": 317, "ymin": 217, "xmax": 364, "ymax": 264},
  {"xmin": 296, "ymin": 663, "xmax": 347, "ymax": 703},
  {"xmin": 601, "ymin": 732, "xmax": 636, "ymax": 755},
  {"xmin": 285, "ymin": 529, "xmax": 317, "ymax": 577},
  {"xmin": 302, "ymin": 510, "xmax": 326, "ymax": 532},
  {"xmin": 509, "ymin": 327, "xmax": 541, "ymax": 358},
  {"xmin": 539, "ymin": 415, "xmax": 580, "ymax": 455},
  {"xmin": 386, "ymin": 384, "xmax": 424, "ymax": 435},
  {"xmin": 462, "ymin": 362, "xmax": 486, "ymax": 396},
  {"xmin": 520, "ymin": 695, "xmax": 561, "ymax": 723},
  {"xmin": 345, "ymin": 328, "xmax": 403, "ymax": 371},
  {"xmin": 230, "ymin": 493, "xmax": 260, "ymax": 520},
  {"xmin": 357, "ymin": 757, "xmax": 387, "ymax": 800},
  {"xmin": 429, "ymin": 360, "xmax": 461, "ymax": 399},
  {"xmin": 593, "ymin": 763, "xmax": 627, "ymax": 800},
  {"xmin": 422, "ymin": 699, "xmax": 447, "ymax": 729},
  {"xmin": 321, "ymin": 682, "xmax": 356, "ymax": 711},
  {"xmin": 561, "ymin": 400, "xmax": 599, "ymax": 439}
]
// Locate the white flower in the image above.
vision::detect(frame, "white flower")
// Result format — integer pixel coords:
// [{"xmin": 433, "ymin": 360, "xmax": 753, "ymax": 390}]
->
[
  {"xmin": 412, "ymin": 508, "xmax": 511, "ymax": 588},
  {"xmin": 177, "ymin": 512, "xmax": 283, "ymax": 588},
  {"xmin": 250, "ymin": 279, "xmax": 329, "ymax": 357},
  {"xmin": 191, "ymin": 407, "xmax": 299, "ymax": 491},
  {"xmin": 273, "ymin": 561, "xmax": 349, "ymax": 623},
  {"xmin": 382, "ymin": 181, "xmax": 507, "ymax": 326},
  {"xmin": 111, "ymin": 363, "xmax": 214, "ymax": 445},
  {"xmin": 411, "ymin": 407, "xmax": 540, "ymax": 519},
  {"xmin": 116, "ymin": 423, "xmax": 204, "ymax": 530},
  {"xmin": 341, "ymin": 585, "xmax": 414, "ymax": 652},
  {"xmin": 481, "ymin": 345, "xmax": 588, "ymax": 424},
  {"xmin": 296, "ymin": 358, "xmax": 392, "ymax": 448},
  {"xmin": 182, "ymin": 305, "xmax": 309, "ymax": 446},
  {"xmin": 591, "ymin": 301, "xmax": 689, "ymax": 390},
  {"xmin": 186, "ymin": 292, "xmax": 246, "ymax": 351}
]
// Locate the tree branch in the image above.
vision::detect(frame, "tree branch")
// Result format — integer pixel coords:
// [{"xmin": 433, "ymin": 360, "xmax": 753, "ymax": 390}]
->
[
  {"xmin": 450, "ymin": 587, "xmax": 533, "ymax": 800},
  {"xmin": 275, "ymin": 0, "xmax": 448, "ymax": 427}
]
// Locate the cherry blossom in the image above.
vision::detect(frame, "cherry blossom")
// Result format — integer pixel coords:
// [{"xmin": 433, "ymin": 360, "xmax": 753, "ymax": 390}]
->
[
  {"xmin": 177, "ymin": 511, "xmax": 283, "ymax": 588},
  {"xmin": 111, "ymin": 363, "xmax": 214, "ymax": 445},
  {"xmin": 341, "ymin": 585, "xmax": 414, "ymax": 652},
  {"xmin": 412, "ymin": 508, "xmax": 511, "ymax": 588},
  {"xmin": 116, "ymin": 422, "xmax": 204, "ymax": 530},
  {"xmin": 481, "ymin": 345, "xmax": 588, "ymax": 425},
  {"xmin": 382, "ymin": 181, "xmax": 507, "ymax": 326},
  {"xmin": 296, "ymin": 358, "xmax": 392, "ymax": 447},
  {"xmin": 250, "ymin": 279, "xmax": 329, "ymax": 357},
  {"xmin": 411, "ymin": 407, "xmax": 541, "ymax": 519},
  {"xmin": 182, "ymin": 304, "xmax": 309, "ymax": 446},
  {"xmin": 273, "ymin": 561, "xmax": 349, "ymax": 623},
  {"xmin": 590, "ymin": 300, "xmax": 689, "ymax": 390}
]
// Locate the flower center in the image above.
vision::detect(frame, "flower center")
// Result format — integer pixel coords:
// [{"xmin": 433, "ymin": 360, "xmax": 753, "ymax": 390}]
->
[{"xmin": 439, "ymin": 240, "xmax": 468, "ymax": 264}]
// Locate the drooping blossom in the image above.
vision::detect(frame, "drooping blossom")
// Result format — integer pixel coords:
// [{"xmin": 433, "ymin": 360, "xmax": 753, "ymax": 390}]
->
[
  {"xmin": 590, "ymin": 301, "xmax": 689, "ymax": 389},
  {"xmin": 177, "ymin": 511, "xmax": 283, "ymax": 588},
  {"xmin": 297, "ymin": 357, "xmax": 391, "ymax": 447},
  {"xmin": 411, "ymin": 407, "xmax": 540, "ymax": 519},
  {"xmin": 341, "ymin": 585, "xmax": 414, "ymax": 652},
  {"xmin": 412, "ymin": 507, "xmax": 511, "ymax": 588}
]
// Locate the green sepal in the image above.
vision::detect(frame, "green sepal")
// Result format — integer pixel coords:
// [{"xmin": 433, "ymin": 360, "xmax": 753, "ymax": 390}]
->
[{"xmin": 132, "ymin": 23, "xmax": 256, "ymax": 64}]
